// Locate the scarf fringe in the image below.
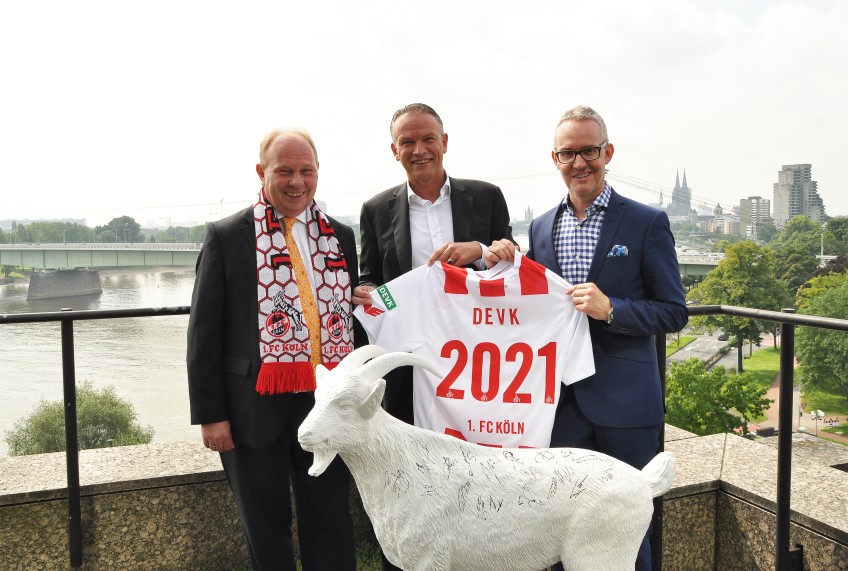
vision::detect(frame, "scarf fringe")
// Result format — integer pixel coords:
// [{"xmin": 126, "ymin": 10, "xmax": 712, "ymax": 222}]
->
[{"xmin": 256, "ymin": 362, "xmax": 316, "ymax": 395}]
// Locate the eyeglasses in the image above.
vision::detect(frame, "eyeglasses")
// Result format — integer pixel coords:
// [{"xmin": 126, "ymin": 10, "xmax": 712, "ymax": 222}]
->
[{"xmin": 554, "ymin": 142, "xmax": 608, "ymax": 164}]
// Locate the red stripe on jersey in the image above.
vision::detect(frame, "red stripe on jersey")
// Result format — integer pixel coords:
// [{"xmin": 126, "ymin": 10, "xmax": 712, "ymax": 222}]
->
[
  {"xmin": 519, "ymin": 257, "xmax": 549, "ymax": 295},
  {"xmin": 444, "ymin": 428, "xmax": 467, "ymax": 441},
  {"xmin": 442, "ymin": 264, "xmax": 469, "ymax": 294},
  {"xmin": 363, "ymin": 305, "xmax": 384, "ymax": 317},
  {"xmin": 479, "ymin": 278, "xmax": 505, "ymax": 297}
]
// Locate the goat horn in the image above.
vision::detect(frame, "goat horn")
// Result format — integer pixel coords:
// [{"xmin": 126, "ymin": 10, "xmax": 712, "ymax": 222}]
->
[
  {"xmin": 337, "ymin": 345, "xmax": 387, "ymax": 373},
  {"xmin": 357, "ymin": 352, "xmax": 440, "ymax": 383}
]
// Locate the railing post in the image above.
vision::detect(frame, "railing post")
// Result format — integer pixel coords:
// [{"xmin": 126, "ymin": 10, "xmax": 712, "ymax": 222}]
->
[
  {"xmin": 652, "ymin": 334, "xmax": 666, "ymax": 571},
  {"xmin": 60, "ymin": 310, "xmax": 83, "ymax": 568},
  {"xmin": 776, "ymin": 308, "xmax": 802, "ymax": 570}
]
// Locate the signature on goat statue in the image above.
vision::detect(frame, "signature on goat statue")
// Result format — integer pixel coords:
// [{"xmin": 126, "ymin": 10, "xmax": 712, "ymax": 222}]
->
[{"xmin": 298, "ymin": 346, "xmax": 675, "ymax": 571}]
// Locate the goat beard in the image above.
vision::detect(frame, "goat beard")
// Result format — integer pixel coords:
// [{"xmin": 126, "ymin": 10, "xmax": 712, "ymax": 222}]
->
[{"xmin": 307, "ymin": 447, "xmax": 338, "ymax": 477}]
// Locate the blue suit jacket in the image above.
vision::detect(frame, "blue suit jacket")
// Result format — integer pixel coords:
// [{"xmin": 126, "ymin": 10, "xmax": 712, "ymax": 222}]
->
[{"xmin": 528, "ymin": 188, "xmax": 688, "ymax": 428}]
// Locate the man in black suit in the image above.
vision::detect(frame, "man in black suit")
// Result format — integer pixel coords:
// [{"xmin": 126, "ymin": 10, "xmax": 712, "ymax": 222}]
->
[
  {"xmin": 187, "ymin": 129, "xmax": 359, "ymax": 571},
  {"xmin": 355, "ymin": 103, "xmax": 515, "ymax": 427}
]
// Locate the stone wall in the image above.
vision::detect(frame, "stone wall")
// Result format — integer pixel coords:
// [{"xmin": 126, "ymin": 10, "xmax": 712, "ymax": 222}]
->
[{"xmin": 1, "ymin": 429, "xmax": 847, "ymax": 570}]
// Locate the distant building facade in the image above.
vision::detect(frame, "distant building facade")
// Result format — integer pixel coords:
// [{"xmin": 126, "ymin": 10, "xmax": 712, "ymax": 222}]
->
[
  {"xmin": 773, "ymin": 164, "xmax": 825, "ymax": 229},
  {"xmin": 739, "ymin": 196, "xmax": 772, "ymax": 240}
]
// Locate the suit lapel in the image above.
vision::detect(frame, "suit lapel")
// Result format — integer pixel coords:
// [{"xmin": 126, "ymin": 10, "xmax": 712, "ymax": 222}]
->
[
  {"xmin": 388, "ymin": 185, "xmax": 413, "ymax": 273},
  {"xmin": 239, "ymin": 207, "xmax": 255, "ymax": 248},
  {"xmin": 450, "ymin": 178, "xmax": 473, "ymax": 242},
  {"xmin": 588, "ymin": 190, "xmax": 625, "ymax": 282}
]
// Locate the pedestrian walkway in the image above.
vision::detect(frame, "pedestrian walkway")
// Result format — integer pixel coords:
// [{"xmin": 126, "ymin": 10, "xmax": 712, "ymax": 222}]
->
[{"xmin": 757, "ymin": 373, "xmax": 848, "ymax": 445}]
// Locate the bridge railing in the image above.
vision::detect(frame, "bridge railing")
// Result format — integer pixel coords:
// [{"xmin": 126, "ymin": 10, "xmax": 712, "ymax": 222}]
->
[
  {"xmin": 1, "ymin": 305, "xmax": 847, "ymax": 570},
  {"xmin": 0, "ymin": 242, "xmax": 201, "ymax": 250}
]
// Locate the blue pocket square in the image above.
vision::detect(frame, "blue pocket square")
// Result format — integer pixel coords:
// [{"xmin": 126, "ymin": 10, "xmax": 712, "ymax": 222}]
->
[{"xmin": 607, "ymin": 245, "xmax": 628, "ymax": 257}]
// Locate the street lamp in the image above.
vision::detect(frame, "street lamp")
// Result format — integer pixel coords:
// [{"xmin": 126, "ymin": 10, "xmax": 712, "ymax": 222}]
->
[{"xmin": 62, "ymin": 229, "xmax": 68, "ymax": 244}]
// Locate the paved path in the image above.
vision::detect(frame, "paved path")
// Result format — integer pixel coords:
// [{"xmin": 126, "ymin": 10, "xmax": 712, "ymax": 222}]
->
[
  {"xmin": 672, "ymin": 332, "xmax": 847, "ymax": 444},
  {"xmin": 719, "ymin": 336, "xmax": 848, "ymax": 444}
]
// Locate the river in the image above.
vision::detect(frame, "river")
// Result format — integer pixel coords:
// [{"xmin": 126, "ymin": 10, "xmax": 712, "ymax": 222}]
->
[
  {"xmin": 0, "ymin": 236, "xmax": 532, "ymax": 458},
  {"xmin": 0, "ymin": 269, "xmax": 198, "ymax": 457}
]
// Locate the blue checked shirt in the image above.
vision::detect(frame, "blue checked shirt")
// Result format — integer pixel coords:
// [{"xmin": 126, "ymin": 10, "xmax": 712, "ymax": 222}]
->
[{"xmin": 553, "ymin": 183, "xmax": 612, "ymax": 285}]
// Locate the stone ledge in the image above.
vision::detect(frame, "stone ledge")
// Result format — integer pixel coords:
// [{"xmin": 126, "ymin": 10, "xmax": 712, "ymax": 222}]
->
[
  {"xmin": 3, "ymin": 429, "xmax": 846, "ymax": 544},
  {"xmin": 0, "ymin": 440, "xmax": 224, "ymax": 506},
  {"xmin": 665, "ymin": 430, "xmax": 848, "ymax": 546}
]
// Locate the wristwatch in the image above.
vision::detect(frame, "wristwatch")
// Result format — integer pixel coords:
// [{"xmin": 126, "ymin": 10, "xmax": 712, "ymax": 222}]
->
[{"xmin": 605, "ymin": 305, "xmax": 614, "ymax": 325}]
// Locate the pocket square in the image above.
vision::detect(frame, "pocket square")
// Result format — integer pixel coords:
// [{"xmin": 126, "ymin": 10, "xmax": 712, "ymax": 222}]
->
[{"xmin": 607, "ymin": 245, "xmax": 628, "ymax": 257}]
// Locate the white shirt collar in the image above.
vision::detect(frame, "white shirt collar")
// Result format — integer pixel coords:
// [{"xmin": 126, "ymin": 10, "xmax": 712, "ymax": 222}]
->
[{"xmin": 407, "ymin": 174, "xmax": 451, "ymax": 206}]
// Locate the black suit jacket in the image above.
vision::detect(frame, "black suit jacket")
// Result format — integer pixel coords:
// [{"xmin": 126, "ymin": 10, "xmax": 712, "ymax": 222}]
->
[
  {"xmin": 358, "ymin": 177, "xmax": 514, "ymax": 421},
  {"xmin": 186, "ymin": 205, "xmax": 362, "ymax": 448},
  {"xmin": 359, "ymin": 177, "xmax": 514, "ymax": 285}
]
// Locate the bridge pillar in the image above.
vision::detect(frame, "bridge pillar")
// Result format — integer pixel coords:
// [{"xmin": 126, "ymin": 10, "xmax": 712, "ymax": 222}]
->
[{"xmin": 27, "ymin": 269, "xmax": 102, "ymax": 300}]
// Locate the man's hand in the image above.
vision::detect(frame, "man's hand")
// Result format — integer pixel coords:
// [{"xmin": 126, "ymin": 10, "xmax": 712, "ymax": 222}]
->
[
  {"xmin": 201, "ymin": 420, "xmax": 235, "ymax": 453},
  {"xmin": 427, "ymin": 241, "xmax": 483, "ymax": 267},
  {"xmin": 483, "ymin": 238, "xmax": 517, "ymax": 268},
  {"xmin": 353, "ymin": 284, "xmax": 376, "ymax": 305},
  {"xmin": 567, "ymin": 282, "xmax": 612, "ymax": 322}
]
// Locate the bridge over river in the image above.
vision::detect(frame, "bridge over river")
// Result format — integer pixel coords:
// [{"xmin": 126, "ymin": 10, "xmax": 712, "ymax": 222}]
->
[
  {"xmin": 0, "ymin": 243, "xmax": 720, "ymax": 298},
  {"xmin": 0, "ymin": 243, "xmax": 202, "ymax": 299},
  {"xmin": 0, "ymin": 242, "xmax": 201, "ymax": 270}
]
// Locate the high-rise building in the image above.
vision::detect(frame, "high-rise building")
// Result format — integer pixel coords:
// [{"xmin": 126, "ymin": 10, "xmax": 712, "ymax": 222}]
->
[
  {"xmin": 772, "ymin": 164, "xmax": 825, "ymax": 229},
  {"xmin": 739, "ymin": 196, "xmax": 772, "ymax": 240}
]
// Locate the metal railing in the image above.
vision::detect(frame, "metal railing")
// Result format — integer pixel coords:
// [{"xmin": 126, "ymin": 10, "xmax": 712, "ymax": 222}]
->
[
  {"xmin": 2, "ymin": 304, "xmax": 847, "ymax": 570},
  {"xmin": 687, "ymin": 305, "xmax": 848, "ymax": 571},
  {"xmin": 0, "ymin": 306, "xmax": 190, "ymax": 568}
]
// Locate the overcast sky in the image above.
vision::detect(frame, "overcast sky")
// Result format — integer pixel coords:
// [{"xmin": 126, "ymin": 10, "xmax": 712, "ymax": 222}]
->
[{"xmin": 1, "ymin": 0, "xmax": 845, "ymax": 229}]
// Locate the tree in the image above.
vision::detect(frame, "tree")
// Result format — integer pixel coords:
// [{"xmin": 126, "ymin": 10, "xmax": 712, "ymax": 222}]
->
[
  {"xmin": 828, "ymin": 217, "xmax": 848, "ymax": 245},
  {"xmin": 795, "ymin": 282, "xmax": 848, "ymax": 405},
  {"xmin": 4, "ymin": 381, "xmax": 154, "ymax": 456},
  {"xmin": 771, "ymin": 242, "xmax": 821, "ymax": 295},
  {"xmin": 756, "ymin": 222, "xmax": 778, "ymax": 244},
  {"xmin": 97, "ymin": 216, "xmax": 142, "ymax": 243},
  {"xmin": 665, "ymin": 359, "xmax": 772, "ymax": 436},
  {"xmin": 687, "ymin": 241, "xmax": 792, "ymax": 371},
  {"xmin": 795, "ymin": 270, "xmax": 848, "ymax": 312}
]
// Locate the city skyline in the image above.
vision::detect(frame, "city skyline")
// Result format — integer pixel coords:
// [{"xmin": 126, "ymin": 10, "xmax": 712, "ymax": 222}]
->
[{"xmin": 2, "ymin": 1, "xmax": 845, "ymax": 227}]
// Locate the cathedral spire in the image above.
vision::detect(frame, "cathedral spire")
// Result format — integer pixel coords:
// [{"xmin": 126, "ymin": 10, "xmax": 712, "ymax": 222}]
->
[{"xmin": 674, "ymin": 171, "xmax": 680, "ymax": 191}]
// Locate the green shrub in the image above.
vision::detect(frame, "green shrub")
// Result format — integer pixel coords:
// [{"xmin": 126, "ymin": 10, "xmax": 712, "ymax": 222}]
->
[{"xmin": 4, "ymin": 381, "xmax": 153, "ymax": 455}]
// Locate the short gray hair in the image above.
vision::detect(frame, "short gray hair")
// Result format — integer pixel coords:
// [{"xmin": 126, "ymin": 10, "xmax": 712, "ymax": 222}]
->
[
  {"xmin": 390, "ymin": 103, "xmax": 444, "ymax": 140},
  {"xmin": 556, "ymin": 105, "xmax": 609, "ymax": 142}
]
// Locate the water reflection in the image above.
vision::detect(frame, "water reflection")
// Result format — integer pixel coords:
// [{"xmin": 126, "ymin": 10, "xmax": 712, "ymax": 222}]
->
[{"xmin": 0, "ymin": 269, "xmax": 196, "ymax": 456}]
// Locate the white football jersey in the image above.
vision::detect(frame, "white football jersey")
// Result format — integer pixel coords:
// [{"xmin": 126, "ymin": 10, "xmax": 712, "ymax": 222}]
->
[{"xmin": 354, "ymin": 252, "xmax": 595, "ymax": 448}]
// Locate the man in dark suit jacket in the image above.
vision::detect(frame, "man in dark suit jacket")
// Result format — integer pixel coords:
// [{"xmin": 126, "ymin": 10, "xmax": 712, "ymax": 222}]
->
[
  {"xmin": 486, "ymin": 106, "xmax": 687, "ymax": 571},
  {"xmin": 355, "ymin": 103, "xmax": 514, "ymax": 425},
  {"xmin": 187, "ymin": 130, "xmax": 359, "ymax": 571}
]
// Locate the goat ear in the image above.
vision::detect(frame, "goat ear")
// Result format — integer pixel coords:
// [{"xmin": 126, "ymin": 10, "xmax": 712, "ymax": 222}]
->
[{"xmin": 358, "ymin": 379, "xmax": 386, "ymax": 419}]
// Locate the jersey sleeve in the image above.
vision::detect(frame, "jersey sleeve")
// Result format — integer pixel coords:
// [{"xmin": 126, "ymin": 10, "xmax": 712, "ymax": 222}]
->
[
  {"xmin": 353, "ymin": 265, "xmax": 427, "ymax": 353},
  {"xmin": 559, "ymin": 305, "xmax": 596, "ymax": 385}
]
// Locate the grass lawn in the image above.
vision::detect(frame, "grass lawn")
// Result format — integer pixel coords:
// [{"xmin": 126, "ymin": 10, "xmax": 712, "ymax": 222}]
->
[
  {"xmin": 736, "ymin": 346, "xmax": 848, "ymax": 419},
  {"xmin": 666, "ymin": 336, "xmax": 696, "ymax": 357},
  {"xmin": 740, "ymin": 347, "xmax": 780, "ymax": 391},
  {"xmin": 802, "ymin": 387, "xmax": 848, "ymax": 418}
]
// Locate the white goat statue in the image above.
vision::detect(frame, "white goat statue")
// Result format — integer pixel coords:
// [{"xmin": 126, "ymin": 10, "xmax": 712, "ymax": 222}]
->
[{"xmin": 298, "ymin": 346, "xmax": 675, "ymax": 571}]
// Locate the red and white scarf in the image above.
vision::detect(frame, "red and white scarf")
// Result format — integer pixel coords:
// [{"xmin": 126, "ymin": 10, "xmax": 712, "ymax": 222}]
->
[{"xmin": 254, "ymin": 190, "xmax": 353, "ymax": 395}]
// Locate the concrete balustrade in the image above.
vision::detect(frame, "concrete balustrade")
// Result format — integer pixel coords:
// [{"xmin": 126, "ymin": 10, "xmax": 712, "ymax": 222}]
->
[{"xmin": 1, "ymin": 428, "xmax": 847, "ymax": 570}]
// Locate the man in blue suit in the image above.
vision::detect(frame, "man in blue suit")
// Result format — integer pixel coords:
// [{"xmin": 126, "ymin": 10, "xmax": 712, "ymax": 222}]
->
[{"xmin": 486, "ymin": 105, "xmax": 687, "ymax": 570}]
